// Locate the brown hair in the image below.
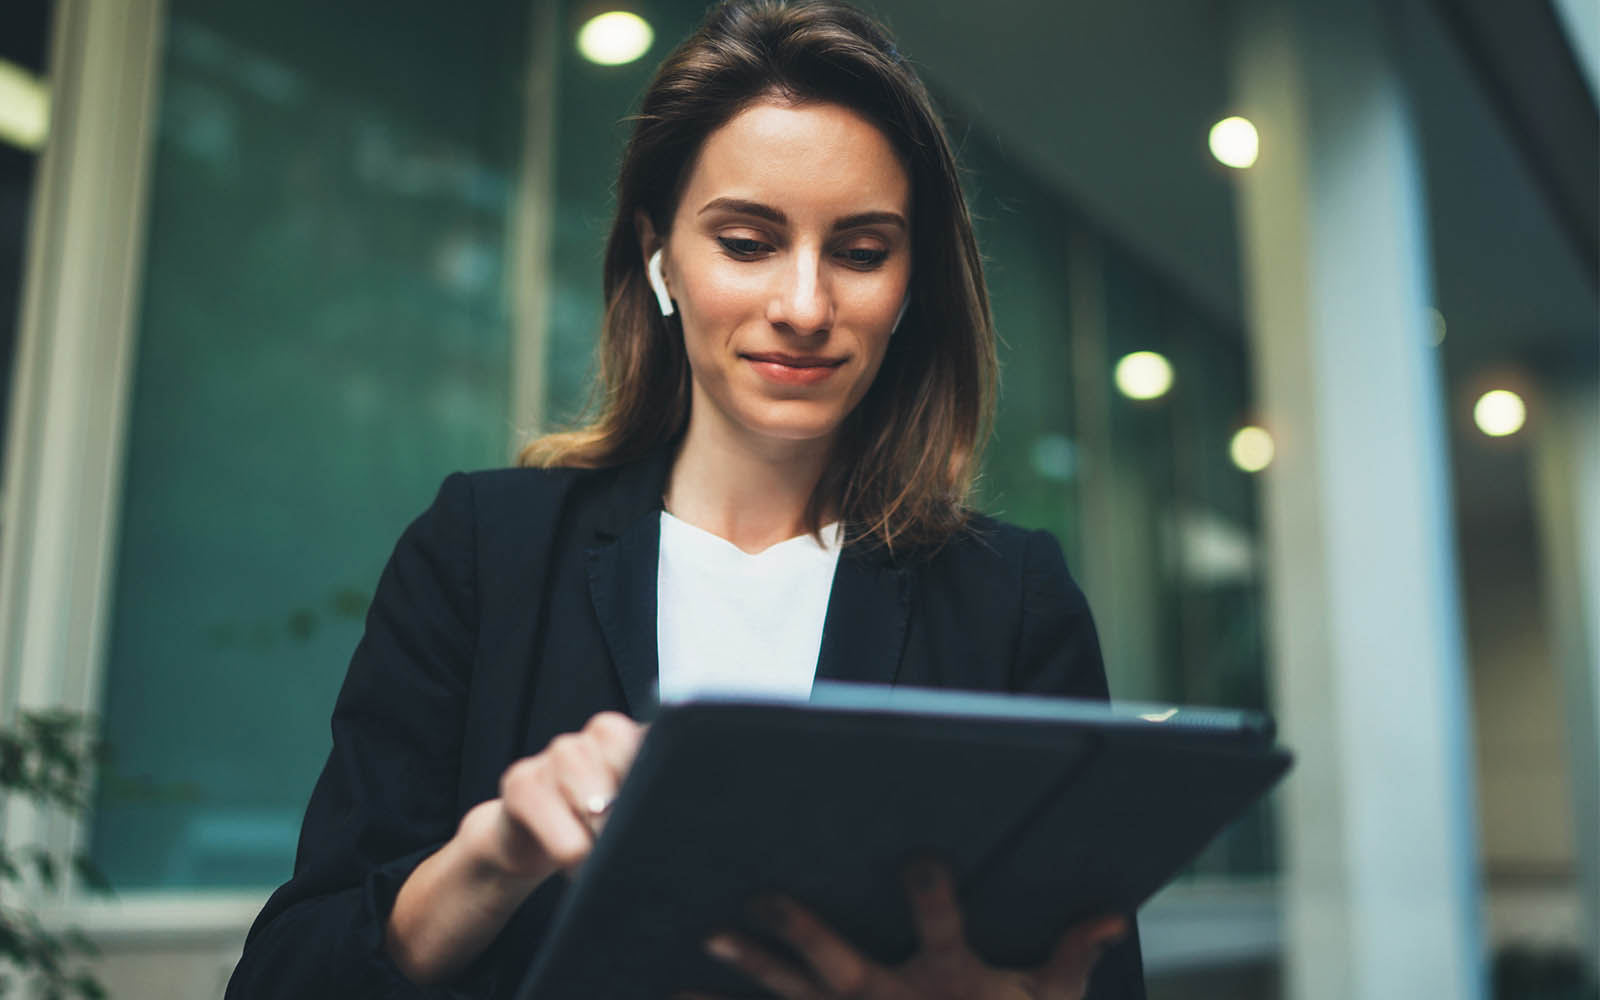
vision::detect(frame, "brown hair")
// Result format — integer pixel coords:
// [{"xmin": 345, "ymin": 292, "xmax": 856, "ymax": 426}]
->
[{"xmin": 519, "ymin": 0, "xmax": 996, "ymax": 553}]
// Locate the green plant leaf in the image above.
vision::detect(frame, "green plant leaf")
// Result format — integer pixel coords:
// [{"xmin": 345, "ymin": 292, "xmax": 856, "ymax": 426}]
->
[
  {"xmin": 70, "ymin": 855, "xmax": 113, "ymax": 895},
  {"xmin": 26, "ymin": 850, "xmax": 58, "ymax": 891},
  {"xmin": 0, "ymin": 917, "xmax": 24, "ymax": 961},
  {"xmin": 61, "ymin": 929, "xmax": 97, "ymax": 957},
  {"xmin": 71, "ymin": 972, "xmax": 107, "ymax": 1000},
  {"xmin": 0, "ymin": 708, "xmax": 106, "ymax": 997},
  {"xmin": 0, "ymin": 736, "xmax": 25, "ymax": 789}
]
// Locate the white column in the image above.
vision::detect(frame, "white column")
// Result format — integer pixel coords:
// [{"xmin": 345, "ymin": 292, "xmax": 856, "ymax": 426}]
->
[
  {"xmin": 0, "ymin": 0, "xmax": 165, "ymax": 897},
  {"xmin": 1228, "ymin": 2, "xmax": 1486, "ymax": 998},
  {"xmin": 0, "ymin": 0, "xmax": 165, "ymax": 731},
  {"xmin": 1530, "ymin": 388, "xmax": 1600, "ymax": 969}
]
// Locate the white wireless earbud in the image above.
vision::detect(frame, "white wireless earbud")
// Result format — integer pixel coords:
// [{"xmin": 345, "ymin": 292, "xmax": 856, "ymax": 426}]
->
[
  {"xmin": 646, "ymin": 249, "xmax": 675, "ymax": 317},
  {"xmin": 891, "ymin": 291, "xmax": 911, "ymax": 334}
]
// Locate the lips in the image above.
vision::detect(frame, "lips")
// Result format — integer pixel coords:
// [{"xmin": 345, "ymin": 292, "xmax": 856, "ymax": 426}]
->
[
  {"xmin": 741, "ymin": 352, "xmax": 846, "ymax": 386},
  {"xmin": 741, "ymin": 352, "xmax": 845, "ymax": 368}
]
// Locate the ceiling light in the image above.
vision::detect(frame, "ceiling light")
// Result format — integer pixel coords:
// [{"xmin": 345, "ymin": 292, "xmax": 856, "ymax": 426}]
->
[
  {"xmin": 0, "ymin": 59, "xmax": 49, "ymax": 152},
  {"xmin": 1427, "ymin": 308, "xmax": 1447, "ymax": 347},
  {"xmin": 1229, "ymin": 426, "xmax": 1275, "ymax": 473},
  {"xmin": 1114, "ymin": 351, "xmax": 1174, "ymax": 401},
  {"xmin": 1209, "ymin": 116, "xmax": 1258, "ymax": 169},
  {"xmin": 1473, "ymin": 389, "xmax": 1526, "ymax": 437},
  {"xmin": 578, "ymin": 11, "xmax": 654, "ymax": 66}
]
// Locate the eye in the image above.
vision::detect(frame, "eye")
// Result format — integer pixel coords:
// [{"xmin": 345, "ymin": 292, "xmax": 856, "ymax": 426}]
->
[
  {"xmin": 838, "ymin": 247, "xmax": 889, "ymax": 269},
  {"xmin": 717, "ymin": 236, "xmax": 771, "ymax": 258}
]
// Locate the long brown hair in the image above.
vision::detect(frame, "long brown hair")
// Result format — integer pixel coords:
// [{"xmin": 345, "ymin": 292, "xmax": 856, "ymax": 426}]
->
[{"xmin": 520, "ymin": 0, "xmax": 997, "ymax": 553}]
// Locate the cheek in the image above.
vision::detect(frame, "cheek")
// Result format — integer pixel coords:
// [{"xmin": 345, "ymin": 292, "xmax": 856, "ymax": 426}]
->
[
  {"xmin": 844, "ymin": 277, "xmax": 908, "ymax": 353},
  {"xmin": 675, "ymin": 259, "xmax": 765, "ymax": 340},
  {"xmin": 673, "ymin": 276, "xmax": 747, "ymax": 390},
  {"xmin": 676, "ymin": 313, "xmax": 723, "ymax": 391}
]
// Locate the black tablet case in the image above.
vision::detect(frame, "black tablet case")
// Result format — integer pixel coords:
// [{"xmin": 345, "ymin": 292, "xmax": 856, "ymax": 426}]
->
[{"xmin": 514, "ymin": 685, "xmax": 1292, "ymax": 998}]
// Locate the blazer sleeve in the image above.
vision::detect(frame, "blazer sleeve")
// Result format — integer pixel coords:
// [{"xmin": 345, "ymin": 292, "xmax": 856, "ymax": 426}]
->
[
  {"xmin": 226, "ymin": 473, "xmax": 485, "ymax": 1000},
  {"xmin": 1009, "ymin": 529, "xmax": 1148, "ymax": 1000},
  {"xmin": 1009, "ymin": 528, "xmax": 1110, "ymax": 701}
]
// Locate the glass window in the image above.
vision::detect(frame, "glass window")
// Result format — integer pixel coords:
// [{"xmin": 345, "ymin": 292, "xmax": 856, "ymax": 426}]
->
[
  {"xmin": 1101, "ymin": 243, "xmax": 1273, "ymax": 875},
  {"xmin": 961, "ymin": 136, "xmax": 1083, "ymax": 570},
  {"xmin": 542, "ymin": 1, "xmax": 704, "ymax": 425},
  {"xmin": 89, "ymin": 0, "xmax": 530, "ymax": 890}
]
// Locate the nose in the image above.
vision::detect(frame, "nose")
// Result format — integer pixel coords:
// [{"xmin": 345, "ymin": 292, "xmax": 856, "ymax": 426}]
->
[{"xmin": 766, "ymin": 249, "xmax": 834, "ymax": 336}]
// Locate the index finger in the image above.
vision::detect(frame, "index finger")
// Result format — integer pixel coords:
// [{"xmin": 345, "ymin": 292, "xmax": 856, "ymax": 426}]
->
[{"xmin": 581, "ymin": 711, "xmax": 646, "ymax": 777}]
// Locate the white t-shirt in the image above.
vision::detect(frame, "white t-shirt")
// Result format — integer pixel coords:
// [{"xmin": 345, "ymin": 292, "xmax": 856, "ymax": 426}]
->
[{"xmin": 656, "ymin": 511, "xmax": 843, "ymax": 703}]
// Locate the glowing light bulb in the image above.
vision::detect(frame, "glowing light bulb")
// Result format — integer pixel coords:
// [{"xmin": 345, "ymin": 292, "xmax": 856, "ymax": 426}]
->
[
  {"xmin": 1114, "ymin": 351, "xmax": 1174, "ymax": 401},
  {"xmin": 1229, "ymin": 426, "xmax": 1275, "ymax": 473},
  {"xmin": 1473, "ymin": 389, "xmax": 1526, "ymax": 437},
  {"xmin": 1209, "ymin": 116, "xmax": 1259, "ymax": 169},
  {"xmin": 577, "ymin": 11, "xmax": 654, "ymax": 66}
]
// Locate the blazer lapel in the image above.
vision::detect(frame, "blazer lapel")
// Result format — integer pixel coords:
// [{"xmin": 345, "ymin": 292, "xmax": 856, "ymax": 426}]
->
[
  {"xmin": 585, "ymin": 448, "xmax": 675, "ymax": 719},
  {"xmin": 586, "ymin": 513, "xmax": 661, "ymax": 718},
  {"xmin": 814, "ymin": 545, "xmax": 910, "ymax": 687}
]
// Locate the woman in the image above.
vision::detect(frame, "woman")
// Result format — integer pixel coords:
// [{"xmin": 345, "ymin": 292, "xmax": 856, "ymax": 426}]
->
[{"xmin": 228, "ymin": 1, "xmax": 1144, "ymax": 997}]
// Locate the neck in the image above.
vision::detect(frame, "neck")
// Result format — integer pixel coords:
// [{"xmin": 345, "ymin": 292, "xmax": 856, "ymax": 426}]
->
[{"xmin": 664, "ymin": 404, "xmax": 836, "ymax": 555}]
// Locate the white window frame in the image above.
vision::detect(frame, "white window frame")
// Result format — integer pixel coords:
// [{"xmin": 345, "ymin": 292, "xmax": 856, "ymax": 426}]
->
[{"xmin": 0, "ymin": 0, "xmax": 178, "ymax": 907}]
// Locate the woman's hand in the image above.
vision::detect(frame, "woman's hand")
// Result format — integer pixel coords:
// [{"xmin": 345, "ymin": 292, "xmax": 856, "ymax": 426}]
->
[
  {"xmin": 387, "ymin": 711, "xmax": 645, "ymax": 984},
  {"xmin": 473, "ymin": 710, "xmax": 646, "ymax": 882},
  {"xmin": 683, "ymin": 861, "xmax": 1126, "ymax": 1000}
]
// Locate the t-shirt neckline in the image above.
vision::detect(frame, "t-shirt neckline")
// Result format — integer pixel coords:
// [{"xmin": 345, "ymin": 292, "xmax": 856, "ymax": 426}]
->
[{"xmin": 659, "ymin": 510, "xmax": 843, "ymax": 559}]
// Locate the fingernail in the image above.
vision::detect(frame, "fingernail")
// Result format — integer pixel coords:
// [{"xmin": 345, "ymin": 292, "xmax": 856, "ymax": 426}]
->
[{"xmin": 705, "ymin": 934, "xmax": 740, "ymax": 963}]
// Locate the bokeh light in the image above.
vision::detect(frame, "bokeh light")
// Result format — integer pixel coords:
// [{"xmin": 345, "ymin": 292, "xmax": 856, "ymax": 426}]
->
[
  {"xmin": 1473, "ymin": 389, "xmax": 1526, "ymax": 437},
  {"xmin": 577, "ymin": 11, "xmax": 654, "ymax": 66},
  {"xmin": 1114, "ymin": 351, "xmax": 1175, "ymax": 400},
  {"xmin": 1428, "ymin": 307, "xmax": 1447, "ymax": 347},
  {"xmin": 0, "ymin": 59, "xmax": 49, "ymax": 152},
  {"xmin": 1209, "ymin": 116, "xmax": 1259, "ymax": 169},
  {"xmin": 1229, "ymin": 426, "xmax": 1275, "ymax": 472}
]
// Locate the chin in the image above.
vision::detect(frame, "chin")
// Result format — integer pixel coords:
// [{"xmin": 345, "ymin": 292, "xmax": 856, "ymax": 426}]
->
[{"xmin": 738, "ymin": 400, "xmax": 849, "ymax": 445}]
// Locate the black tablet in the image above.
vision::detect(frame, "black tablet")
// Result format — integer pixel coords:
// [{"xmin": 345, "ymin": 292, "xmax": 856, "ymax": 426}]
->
[{"xmin": 514, "ymin": 683, "xmax": 1292, "ymax": 998}]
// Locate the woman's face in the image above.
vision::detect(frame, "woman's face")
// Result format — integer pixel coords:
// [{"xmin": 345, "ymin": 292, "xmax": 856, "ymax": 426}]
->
[{"xmin": 650, "ymin": 99, "xmax": 912, "ymax": 453}]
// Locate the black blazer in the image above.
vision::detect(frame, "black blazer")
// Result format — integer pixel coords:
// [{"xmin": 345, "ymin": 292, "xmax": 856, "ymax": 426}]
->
[{"xmin": 226, "ymin": 449, "xmax": 1147, "ymax": 999}]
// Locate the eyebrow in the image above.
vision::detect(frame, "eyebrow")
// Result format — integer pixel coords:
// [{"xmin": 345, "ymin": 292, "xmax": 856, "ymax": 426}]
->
[{"xmin": 697, "ymin": 197, "xmax": 907, "ymax": 233}]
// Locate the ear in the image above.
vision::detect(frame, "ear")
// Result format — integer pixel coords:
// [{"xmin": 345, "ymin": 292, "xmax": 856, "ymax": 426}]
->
[{"xmin": 635, "ymin": 209, "xmax": 663, "ymax": 266}]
